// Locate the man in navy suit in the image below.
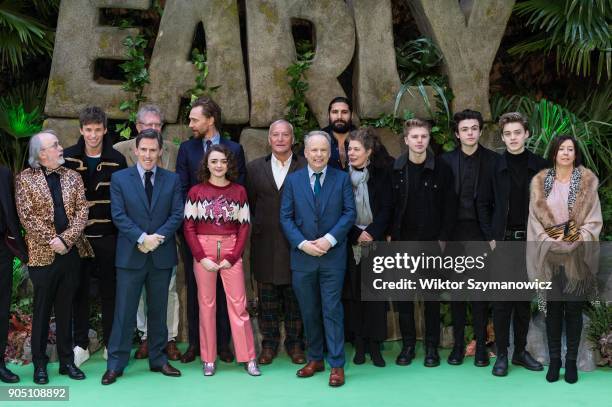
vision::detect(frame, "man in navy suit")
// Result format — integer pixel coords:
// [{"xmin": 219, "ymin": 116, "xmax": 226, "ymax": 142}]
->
[
  {"xmin": 280, "ymin": 131, "xmax": 356, "ymax": 387},
  {"xmin": 175, "ymin": 96, "xmax": 245, "ymax": 364},
  {"xmin": 101, "ymin": 129, "xmax": 183, "ymax": 385}
]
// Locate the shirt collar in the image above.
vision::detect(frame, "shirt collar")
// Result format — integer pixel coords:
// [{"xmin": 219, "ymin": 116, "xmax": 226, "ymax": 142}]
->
[
  {"xmin": 41, "ymin": 165, "xmax": 63, "ymax": 176},
  {"xmin": 308, "ymin": 165, "xmax": 327, "ymax": 178},
  {"xmin": 271, "ymin": 153, "xmax": 292, "ymax": 168},
  {"xmin": 203, "ymin": 133, "xmax": 221, "ymax": 147},
  {"xmin": 136, "ymin": 162, "xmax": 157, "ymax": 179}
]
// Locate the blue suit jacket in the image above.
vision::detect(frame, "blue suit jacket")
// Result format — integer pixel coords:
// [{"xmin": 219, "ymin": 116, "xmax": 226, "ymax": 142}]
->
[
  {"xmin": 280, "ymin": 166, "xmax": 356, "ymax": 271},
  {"xmin": 176, "ymin": 137, "xmax": 247, "ymax": 201},
  {"xmin": 110, "ymin": 165, "xmax": 183, "ymax": 269}
]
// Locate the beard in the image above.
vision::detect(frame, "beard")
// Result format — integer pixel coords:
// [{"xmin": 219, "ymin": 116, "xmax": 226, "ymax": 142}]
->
[
  {"xmin": 57, "ymin": 156, "xmax": 65, "ymax": 165},
  {"xmin": 331, "ymin": 119, "xmax": 351, "ymax": 134}
]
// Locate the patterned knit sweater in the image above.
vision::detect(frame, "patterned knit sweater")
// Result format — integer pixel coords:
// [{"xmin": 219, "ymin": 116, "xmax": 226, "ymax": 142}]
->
[{"xmin": 183, "ymin": 181, "xmax": 250, "ymax": 264}]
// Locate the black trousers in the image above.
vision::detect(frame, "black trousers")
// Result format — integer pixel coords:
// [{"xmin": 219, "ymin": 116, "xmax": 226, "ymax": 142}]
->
[
  {"xmin": 396, "ymin": 301, "xmax": 440, "ymax": 347},
  {"xmin": 493, "ymin": 301, "xmax": 530, "ymax": 355},
  {"xmin": 257, "ymin": 282, "xmax": 304, "ymax": 350},
  {"xmin": 0, "ymin": 240, "xmax": 12, "ymax": 363},
  {"xmin": 546, "ymin": 301, "xmax": 584, "ymax": 360},
  {"xmin": 72, "ymin": 235, "xmax": 117, "ymax": 347},
  {"xmin": 180, "ymin": 235, "xmax": 231, "ymax": 350},
  {"xmin": 29, "ymin": 249, "xmax": 80, "ymax": 367}
]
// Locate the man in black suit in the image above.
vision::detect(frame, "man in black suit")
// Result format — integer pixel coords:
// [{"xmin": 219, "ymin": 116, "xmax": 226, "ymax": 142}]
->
[
  {"xmin": 0, "ymin": 165, "xmax": 28, "ymax": 383},
  {"xmin": 246, "ymin": 119, "xmax": 306, "ymax": 365},
  {"xmin": 477, "ymin": 112, "xmax": 545, "ymax": 376},
  {"xmin": 175, "ymin": 96, "xmax": 246, "ymax": 363},
  {"xmin": 440, "ymin": 109, "xmax": 499, "ymax": 368}
]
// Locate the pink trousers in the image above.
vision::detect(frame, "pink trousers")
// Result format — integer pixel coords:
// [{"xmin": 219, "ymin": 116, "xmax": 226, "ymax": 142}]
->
[{"xmin": 194, "ymin": 234, "xmax": 256, "ymax": 363}]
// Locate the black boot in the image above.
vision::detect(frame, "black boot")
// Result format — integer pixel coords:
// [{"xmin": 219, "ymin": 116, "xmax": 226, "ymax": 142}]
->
[
  {"xmin": 368, "ymin": 341, "xmax": 386, "ymax": 367},
  {"xmin": 0, "ymin": 363, "xmax": 19, "ymax": 383},
  {"xmin": 546, "ymin": 358, "xmax": 561, "ymax": 382},
  {"xmin": 353, "ymin": 337, "xmax": 366, "ymax": 365},
  {"xmin": 564, "ymin": 359, "xmax": 578, "ymax": 384},
  {"xmin": 447, "ymin": 344, "xmax": 465, "ymax": 365},
  {"xmin": 395, "ymin": 344, "xmax": 415, "ymax": 366},
  {"xmin": 424, "ymin": 345, "xmax": 440, "ymax": 367},
  {"xmin": 474, "ymin": 344, "xmax": 490, "ymax": 367},
  {"xmin": 512, "ymin": 350, "xmax": 543, "ymax": 371},
  {"xmin": 492, "ymin": 354, "xmax": 508, "ymax": 377}
]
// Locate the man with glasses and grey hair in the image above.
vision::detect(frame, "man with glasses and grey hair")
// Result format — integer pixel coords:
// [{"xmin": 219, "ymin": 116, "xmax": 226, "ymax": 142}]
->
[
  {"xmin": 15, "ymin": 130, "xmax": 92, "ymax": 384},
  {"xmin": 113, "ymin": 104, "xmax": 182, "ymax": 362},
  {"xmin": 280, "ymin": 130, "xmax": 356, "ymax": 387}
]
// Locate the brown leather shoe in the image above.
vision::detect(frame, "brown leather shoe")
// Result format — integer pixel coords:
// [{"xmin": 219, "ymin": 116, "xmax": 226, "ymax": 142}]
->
[
  {"xmin": 329, "ymin": 367, "xmax": 345, "ymax": 387},
  {"xmin": 287, "ymin": 345, "xmax": 306, "ymax": 365},
  {"xmin": 150, "ymin": 363, "xmax": 181, "ymax": 377},
  {"xmin": 134, "ymin": 339, "xmax": 148, "ymax": 359},
  {"xmin": 296, "ymin": 360, "xmax": 325, "ymax": 378},
  {"xmin": 180, "ymin": 345, "xmax": 198, "ymax": 364},
  {"xmin": 101, "ymin": 370, "xmax": 122, "ymax": 385},
  {"xmin": 257, "ymin": 348, "xmax": 277, "ymax": 365},
  {"xmin": 166, "ymin": 341, "xmax": 182, "ymax": 361}
]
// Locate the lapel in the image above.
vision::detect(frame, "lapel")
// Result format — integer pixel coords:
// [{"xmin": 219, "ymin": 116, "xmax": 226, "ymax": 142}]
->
[
  {"xmin": 151, "ymin": 167, "xmax": 164, "ymax": 211},
  {"xmin": 299, "ymin": 168, "xmax": 316, "ymax": 211},
  {"xmin": 34, "ymin": 169, "xmax": 53, "ymax": 211},
  {"xmin": 452, "ymin": 149, "xmax": 460, "ymax": 194},
  {"xmin": 129, "ymin": 166, "xmax": 150, "ymax": 211},
  {"xmin": 262, "ymin": 155, "xmax": 278, "ymax": 193},
  {"xmin": 318, "ymin": 167, "xmax": 338, "ymax": 214}
]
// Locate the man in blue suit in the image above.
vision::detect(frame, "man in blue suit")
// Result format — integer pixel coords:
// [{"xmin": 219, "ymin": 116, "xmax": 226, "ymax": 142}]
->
[
  {"xmin": 101, "ymin": 129, "xmax": 184, "ymax": 385},
  {"xmin": 175, "ymin": 96, "xmax": 245, "ymax": 364},
  {"xmin": 280, "ymin": 130, "xmax": 356, "ymax": 387}
]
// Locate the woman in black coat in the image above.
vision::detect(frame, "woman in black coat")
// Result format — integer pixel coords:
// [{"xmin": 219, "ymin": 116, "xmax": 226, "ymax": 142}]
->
[{"xmin": 343, "ymin": 128, "xmax": 393, "ymax": 367}]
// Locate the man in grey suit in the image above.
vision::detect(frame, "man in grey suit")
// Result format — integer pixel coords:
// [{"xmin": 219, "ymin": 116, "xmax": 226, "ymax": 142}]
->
[
  {"xmin": 246, "ymin": 120, "xmax": 306, "ymax": 366},
  {"xmin": 101, "ymin": 129, "xmax": 183, "ymax": 385}
]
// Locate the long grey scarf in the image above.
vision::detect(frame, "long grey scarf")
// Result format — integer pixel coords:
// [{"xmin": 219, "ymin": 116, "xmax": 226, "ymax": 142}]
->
[{"xmin": 349, "ymin": 165, "xmax": 373, "ymax": 264}]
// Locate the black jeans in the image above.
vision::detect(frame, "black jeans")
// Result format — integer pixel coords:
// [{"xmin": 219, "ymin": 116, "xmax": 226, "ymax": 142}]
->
[
  {"xmin": 493, "ymin": 301, "xmax": 530, "ymax": 355},
  {"xmin": 397, "ymin": 300, "xmax": 440, "ymax": 347},
  {"xmin": 72, "ymin": 235, "xmax": 117, "ymax": 347},
  {"xmin": 0, "ymin": 240, "xmax": 12, "ymax": 363},
  {"xmin": 29, "ymin": 249, "xmax": 80, "ymax": 367}
]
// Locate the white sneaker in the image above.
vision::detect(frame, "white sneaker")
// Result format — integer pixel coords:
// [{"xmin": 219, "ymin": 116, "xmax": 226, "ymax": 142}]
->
[
  {"xmin": 73, "ymin": 346, "xmax": 90, "ymax": 367},
  {"xmin": 103, "ymin": 347, "xmax": 108, "ymax": 360}
]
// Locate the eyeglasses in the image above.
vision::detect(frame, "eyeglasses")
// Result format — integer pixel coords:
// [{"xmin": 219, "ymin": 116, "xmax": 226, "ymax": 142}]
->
[
  {"xmin": 41, "ymin": 141, "xmax": 61, "ymax": 150},
  {"xmin": 138, "ymin": 121, "xmax": 162, "ymax": 129}
]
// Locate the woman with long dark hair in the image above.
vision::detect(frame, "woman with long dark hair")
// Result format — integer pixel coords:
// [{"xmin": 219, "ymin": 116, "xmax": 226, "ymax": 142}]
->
[
  {"xmin": 183, "ymin": 144, "xmax": 260, "ymax": 377},
  {"xmin": 343, "ymin": 128, "xmax": 393, "ymax": 367},
  {"xmin": 527, "ymin": 135, "xmax": 602, "ymax": 384}
]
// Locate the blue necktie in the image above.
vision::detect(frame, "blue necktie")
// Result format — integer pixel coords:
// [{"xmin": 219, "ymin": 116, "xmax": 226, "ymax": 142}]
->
[
  {"xmin": 314, "ymin": 172, "xmax": 322, "ymax": 197},
  {"xmin": 205, "ymin": 139, "xmax": 212, "ymax": 153}
]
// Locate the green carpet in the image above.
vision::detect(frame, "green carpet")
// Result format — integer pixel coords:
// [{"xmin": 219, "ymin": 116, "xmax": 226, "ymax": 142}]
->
[{"xmin": 1, "ymin": 342, "xmax": 610, "ymax": 407}]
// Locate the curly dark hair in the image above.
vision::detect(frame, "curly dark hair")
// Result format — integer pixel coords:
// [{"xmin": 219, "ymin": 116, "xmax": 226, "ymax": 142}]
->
[{"xmin": 197, "ymin": 144, "xmax": 239, "ymax": 183}]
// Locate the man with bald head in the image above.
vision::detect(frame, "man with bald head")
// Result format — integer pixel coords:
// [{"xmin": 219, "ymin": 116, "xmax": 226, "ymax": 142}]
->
[
  {"xmin": 15, "ymin": 130, "xmax": 92, "ymax": 384},
  {"xmin": 246, "ymin": 120, "xmax": 306, "ymax": 365},
  {"xmin": 280, "ymin": 130, "xmax": 356, "ymax": 387}
]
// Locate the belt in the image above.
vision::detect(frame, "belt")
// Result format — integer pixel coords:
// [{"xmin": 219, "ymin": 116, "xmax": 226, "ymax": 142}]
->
[{"xmin": 505, "ymin": 230, "xmax": 526, "ymax": 241}]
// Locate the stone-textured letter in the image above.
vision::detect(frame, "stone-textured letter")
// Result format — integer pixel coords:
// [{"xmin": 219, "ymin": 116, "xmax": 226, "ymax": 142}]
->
[
  {"xmin": 144, "ymin": 0, "xmax": 249, "ymax": 124},
  {"xmin": 246, "ymin": 0, "xmax": 355, "ymax": 127},
  {"xmin": 408, "ymin": 0, "xmax": 515, "ymax": 119},
  {"xmin": 350, "ymin": 0, "xmax": 433, "ymax": 119},
  {"xmin": 45, "ymin": 0, "xmax": 149, "ymax": 118}
]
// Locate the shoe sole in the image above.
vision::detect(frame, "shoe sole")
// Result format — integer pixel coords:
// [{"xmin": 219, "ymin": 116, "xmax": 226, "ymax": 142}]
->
[
  {"xmin": 424, "ymin": 361, "xmax": 440, "ymax": 368},
  {"xmin": 447, "ymin": 359, "xmax": 463, "ymax": 365},
  {"xmin": 511, "ymin": 360, "xmax": 544, "ymax": 371},
  {"xmin": 474, "ymin": 361, "xmax": 490, "ymax": 367},
  {"xmin": 492, "ymin": 370, "xmax": 508, "ymax": 377}
]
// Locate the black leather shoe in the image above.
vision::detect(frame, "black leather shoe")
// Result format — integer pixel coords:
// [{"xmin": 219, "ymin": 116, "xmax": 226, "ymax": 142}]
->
[
  {"xmin": 492, "ymin": 354, "xmax": 508, "ymax": 376},
  {"xmin": 368, "ymin": 341, "xmax": 386, "ymax": 367},
  {"xmin": 180, "ymin": 345, "xmax": 198, "ymax": 363},
  {"xmin": 218, "ymin": 347, "xmax": 234, "ymax": 363},
  {"xmin": 511, "ymin": 350, "xmax": 543, "ymax": 371},
  {"xmin": 59, "ymin": 363, "xmax": 85, "ymax": 380},
  {"xmin": 353, "ymin": 337, "xmax": 366, "ymax": 365},
  {"xmin": 395, "ymin": 345, "xmax": 415, "ymax": 366},
  {"xmin": 101, "ymin": 370, "xmax": 122, "ymax": 385},
  {"xmin": 474, "ymin": 346, "xmax": 490, "ymax": 367},
  {"xmin": 0, "ymin": 364, "xmax": 19, "ymax": 383},
  {"xmin": 33, "ymin": 366, "xmax": 49, "ymax": 385},
  {"xmin": 447, "ymin": 345, "xmax": 464, "ymax": 365},
  {"xmin": 424, "ymin": 346, "xmax": 440, "ymax": 367},
  {"xmin": 150, "ymin": 363, "xmax": 181, "ymax": 377}
]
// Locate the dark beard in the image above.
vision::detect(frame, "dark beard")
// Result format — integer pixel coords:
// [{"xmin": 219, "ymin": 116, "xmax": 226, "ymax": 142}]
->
[{"xmin": 331, "ymin": 120, "xmax": 350, "ymax": 134}]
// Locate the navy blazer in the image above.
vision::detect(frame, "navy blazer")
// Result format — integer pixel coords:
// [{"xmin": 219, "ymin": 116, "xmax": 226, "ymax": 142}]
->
[
  {"xmin": 280, "ymin": 166, "xmax": 356, "ymax": 272},
  {"xmin": 176, "ymin": 137, "xmax": 247, "ymax": 201},
  {"xmin": 110, "ymin": 165, "xmax": 183, "ymax": 270}
]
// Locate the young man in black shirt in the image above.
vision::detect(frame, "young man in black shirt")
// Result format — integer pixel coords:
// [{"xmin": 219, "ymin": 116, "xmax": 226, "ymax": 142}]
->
[{"xmin": 477, "ymin": 112, "xmax": 546, "ymax": 376}]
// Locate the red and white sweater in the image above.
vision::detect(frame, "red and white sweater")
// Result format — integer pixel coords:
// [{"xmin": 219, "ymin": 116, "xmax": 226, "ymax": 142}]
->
[{"xmin": 183, "ymin": 182, "xmax": 250, "ymax": 264}]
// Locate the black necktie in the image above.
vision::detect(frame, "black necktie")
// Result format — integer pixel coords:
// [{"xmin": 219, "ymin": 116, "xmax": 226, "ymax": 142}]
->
[
  {"xmin": 145, "ymin": 171, "xmax": 153, "ymax": 204},
  {"xmin": 205, "ymin": 140, "xmax": 212, "ymax": 153}
]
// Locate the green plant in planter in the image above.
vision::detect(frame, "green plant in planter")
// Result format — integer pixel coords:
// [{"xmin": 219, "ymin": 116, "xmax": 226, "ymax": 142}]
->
[{"xmin": 586, "ymin": 302, "xmax": 612, "ymax": 366}]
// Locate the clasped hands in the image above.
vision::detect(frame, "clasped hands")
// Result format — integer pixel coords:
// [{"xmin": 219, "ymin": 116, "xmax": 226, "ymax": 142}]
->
[
  {"xmin": 200, "ymin": 258, "xmax": 232, "ymax": 272},
  {"xmin": 301, "ymin": 237, "xmax": 332, "ymax": 257},
  {"xmin": 137, "ymin": 234, "xmax": 165, "ymax": 253}
]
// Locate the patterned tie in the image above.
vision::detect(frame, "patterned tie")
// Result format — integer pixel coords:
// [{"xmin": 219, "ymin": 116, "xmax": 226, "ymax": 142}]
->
[
  {"xmin": 205, "ymin": 139, "xmax": 212, "ymax": 153},
  {"xmin": 314, "ymin": 172, "xmax": 322, "ymax": 197},
  {"xmin": 145, "ymin": 171, "xmax": 153, "ymax": 204}
]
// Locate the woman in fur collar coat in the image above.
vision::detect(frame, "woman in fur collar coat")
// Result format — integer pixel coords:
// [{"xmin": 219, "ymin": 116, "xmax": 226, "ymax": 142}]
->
[{"xmin": 527, "ymin": 135, "xmax": 602, "ymax": 384}]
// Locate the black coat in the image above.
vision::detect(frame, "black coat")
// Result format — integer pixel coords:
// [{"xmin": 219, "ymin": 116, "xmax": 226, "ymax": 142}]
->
[
  {"xmin": 0, "ymin": 165, "xmax": 27, "ymax": 262},
  {"xmin": 246, "ymin": 154, "xmax": 306, "ymax": 285},
  {"xmin": 391, "ymin": 152, "xmax": 457, "ymax": 241},
  {"xmin": 477, "ymin": 149, "xmax": 548, "ymax": 241},
  {"xmin": 63, "ymin": 135, "xmax": 127, "ymax": 236}
]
